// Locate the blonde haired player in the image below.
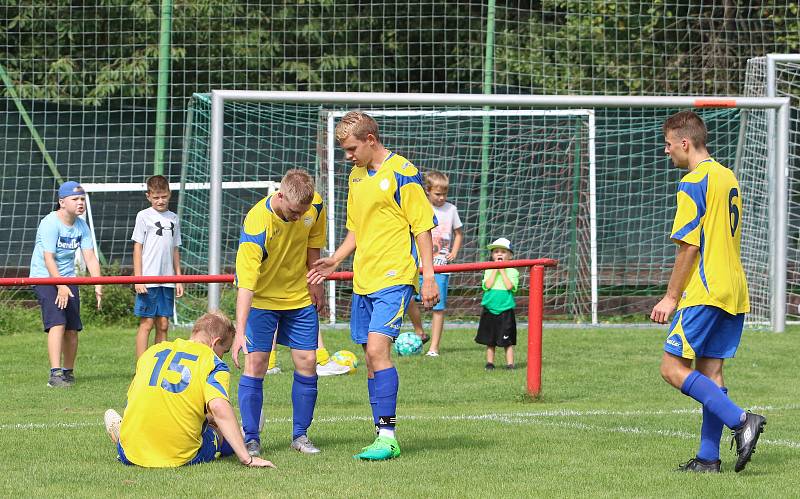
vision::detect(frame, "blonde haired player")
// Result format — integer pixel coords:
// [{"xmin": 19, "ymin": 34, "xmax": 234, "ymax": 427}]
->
[
  {"xmin": 651, "ymin": 110, "xmax": 765, "ymax": 473},
  {"xmin": 232, "ymin": 169, "xmax": 327, "ymax": 456},
  {"xmin": 407, "ymin": 170, "xmax": 463, "ymax": 356},
  {"xmin": 308, "ymin": 111, "xmax": 439, "ymax": 461},
  {"xmin": 103, "ymin": 311, "xmax": 275, "ymax": 469}
]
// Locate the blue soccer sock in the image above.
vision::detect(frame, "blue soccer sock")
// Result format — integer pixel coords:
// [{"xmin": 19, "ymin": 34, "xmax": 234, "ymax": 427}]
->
[
  {"xmin": 219, "ymin": 437, "xmax": 235, "ymax": 457},
  {"xmin": 367, "ymin": 376, "xmax": 378, "ymax": 427},
  {"xmin": 291, "ymin": 372, "xmax": 318, "ymax": 440},
  {"xmin": 696, "ymin": 386, "xmax": 728, "ymax": 462},
  {"xmin": 681, "ymin": 371, "xmax": 745, "ymax": 430},
  {"xmin": 374, "ymin": 367, "xmax": 399, "ymax": 436},
  {"xmin": 238, "ymin": 375, "xmax": 264, "ymax": 442}
]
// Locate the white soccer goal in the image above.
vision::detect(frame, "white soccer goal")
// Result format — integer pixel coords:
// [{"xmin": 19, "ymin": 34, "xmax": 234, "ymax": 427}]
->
[{"xmin": 200, "ymin": 91, "xmax": 790, "ymax": 331}]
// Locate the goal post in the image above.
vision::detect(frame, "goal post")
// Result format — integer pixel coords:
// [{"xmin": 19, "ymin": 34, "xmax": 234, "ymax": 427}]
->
[{"xmin": 205, "ymin": 91, "xmax": 790, "ymax": 332}]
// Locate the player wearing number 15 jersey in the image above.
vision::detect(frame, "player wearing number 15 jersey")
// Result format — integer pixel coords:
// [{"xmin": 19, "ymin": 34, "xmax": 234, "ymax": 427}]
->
[
  {"xmin": 104, "ymin": 312, "xmax": 275, "ymax": 469},
  {"xmin": 650, "ymin": 110, "xmax": 764, "ymax": 474}
]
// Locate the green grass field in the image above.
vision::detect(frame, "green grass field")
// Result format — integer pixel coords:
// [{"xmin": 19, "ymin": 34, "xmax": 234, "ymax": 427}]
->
[{"xmin": 1, "ymin": 324, "xmax": 798, "ymax": 498}]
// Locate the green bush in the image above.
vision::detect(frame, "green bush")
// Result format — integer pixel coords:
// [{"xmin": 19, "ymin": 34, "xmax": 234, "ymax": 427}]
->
[
  {"xmin": 0, "ymin": 304, "xmax": 43, "ymax": 336},
  {"xmin": 78, "ymin": 263, "xmax": 137, "ymax": 327}
]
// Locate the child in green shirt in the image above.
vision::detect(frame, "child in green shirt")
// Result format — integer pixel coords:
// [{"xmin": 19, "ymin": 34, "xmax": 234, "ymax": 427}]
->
[{"xmin": 475, "ymin": 238, "xmax": 518, "ymax": 370}]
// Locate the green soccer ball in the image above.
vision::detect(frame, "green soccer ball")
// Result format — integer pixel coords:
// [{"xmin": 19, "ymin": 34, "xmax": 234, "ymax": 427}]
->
[{"xmin": 393, "ymin": 332, "xmax": 423, "ymax": 356}]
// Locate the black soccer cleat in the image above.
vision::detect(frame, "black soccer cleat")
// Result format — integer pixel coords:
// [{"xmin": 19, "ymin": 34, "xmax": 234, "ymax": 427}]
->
[
  {"xmin": 677, "ymin": 457, "xmax": 721, "ymax": 473},
  {"xmin": 730, "ymin": 411, "xmax": 766, "ymax": 473}
]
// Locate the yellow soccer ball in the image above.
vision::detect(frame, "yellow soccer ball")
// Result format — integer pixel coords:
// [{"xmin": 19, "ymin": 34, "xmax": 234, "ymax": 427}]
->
[{"xmin": 331, "ymin": 350, "xmax": 359, "ymax": 373}]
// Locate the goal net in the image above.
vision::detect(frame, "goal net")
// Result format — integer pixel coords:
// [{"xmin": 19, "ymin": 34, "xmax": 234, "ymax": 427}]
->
[{"xmin": 180, "ymin": 92, "xmax": 784, "ymax": 329}]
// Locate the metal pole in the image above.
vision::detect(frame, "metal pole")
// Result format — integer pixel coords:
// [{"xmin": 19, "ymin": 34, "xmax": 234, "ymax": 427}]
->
[
  {"xmin": 153, "ymin": 0, "xmax": 173, "ymax": 176},
  {"xmin": 587, "ymin": 111, "xmax": 598, "ymax": 324},
  {"xmin": 478, "ymin": 0, "xmax": 496, "ymax": 253},
  {"xmin": 208, "ymin": 92, "xmax": 225, "ymax": 310},
  {"xmin": 774, "ymin": 102, "xmax": 789, "ymax": 332},
  {"xmin": 527, "ymin": 265, "xmax": 544, "ymax": 397}
]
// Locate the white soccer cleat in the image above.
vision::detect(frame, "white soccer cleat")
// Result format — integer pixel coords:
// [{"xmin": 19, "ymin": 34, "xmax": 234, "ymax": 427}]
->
[
  {"xmin": 104, "ymin": 409, "xmax": 122, "ymax": 444},
  {"xmin": 316, "ymin": 361, "xmax": 351, "ymax": 377}
]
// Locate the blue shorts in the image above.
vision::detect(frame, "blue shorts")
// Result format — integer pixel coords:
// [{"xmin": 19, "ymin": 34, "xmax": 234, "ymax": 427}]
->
[
  {"xmin": 351, "ymin": 285, "xmax": 414, "ymax": 344},
  {"xmin": 134, "ymin": 286, "xmax": 175, "ymax": 318},
  {"xmin": 415, "ymin": 274, "xmax": 449, "ymax": 311},
  {"xmin": 245, "ymin": 304, "xmax": 319, "ymax": 352},
  {"xmin": 117, "ymin": 423, "xmax": 225, "ymax": 466},
  {"xmin": 664, "ymin": 305, "xmax": 745, "ymax": 360},
  {"xmin": 33, "ymin": 285, "xmax": 82, "ymax": 333}
]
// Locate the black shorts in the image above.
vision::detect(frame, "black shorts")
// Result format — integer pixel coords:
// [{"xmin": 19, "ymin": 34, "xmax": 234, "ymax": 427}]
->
[
  {"xmin": 33, "ymin": 285, "xmax": 83, "ymax": 333},
  {"xmin": 475, "ymin": 307, "xmax": 516, "ymax": 347}
]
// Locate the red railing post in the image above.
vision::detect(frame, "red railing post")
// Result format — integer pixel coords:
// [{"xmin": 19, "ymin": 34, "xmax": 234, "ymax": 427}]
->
[{"xmin": 527, "ymin": 264, "xmax": 544, "ymax": 397}]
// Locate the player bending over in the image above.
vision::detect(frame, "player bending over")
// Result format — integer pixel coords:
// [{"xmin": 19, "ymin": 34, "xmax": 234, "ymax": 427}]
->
[{"xmin": 104, "ymin": 311, "xmax": 275, "ymax": 468}]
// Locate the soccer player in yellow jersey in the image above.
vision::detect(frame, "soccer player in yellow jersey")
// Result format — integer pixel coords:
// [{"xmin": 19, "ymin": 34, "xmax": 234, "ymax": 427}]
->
[
  {"xmin": 232, "ymin": 169, "xmax": 327, "ymax": 457},
  {"xmin": 650, "ymin": 110, "xmax": 765, "ymax": 473},
  {"xmin": 308, "ymin": 111, "xmax": 439, "ymax": 461},
  {"xmin": 103, "ymin": 312, "xmax": 275, "ymax": 468}
]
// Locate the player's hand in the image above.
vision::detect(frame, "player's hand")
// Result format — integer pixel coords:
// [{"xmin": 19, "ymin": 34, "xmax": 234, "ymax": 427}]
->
[
  {"xmin": 231, "ymin": 332, "xmax": 248, "ymax": 369},
  {"xmin": 650, "ymin": 295, "xmax": 678, "ymax": 324},
  {"xmin": 95, "ymin": 285, "xmax": 103, "ymax": 310},
  {"xmin": 420, "ymin": 275, "xmax": 440, "ymax": 309},
  {"xmin": 55, "ymin": 284, "xmax": 73, "ymax": 310},
  {"xmin": 134, "ymin": 283, "xmax": 148, "ymax": 294},
  {"xmin": 175, "ymin": 282, "xmax": 184, "ymax": 298},
  {"xmin": 307, "ymin": 257, "xmax": 338, "ymax": 285},
  {"xmin": 309, "ymin": 282, "xmax": 326, "ymax": 315},
  {"xmin": 244, "ymin": 456, "xmax": 276, "ymax": 468}
]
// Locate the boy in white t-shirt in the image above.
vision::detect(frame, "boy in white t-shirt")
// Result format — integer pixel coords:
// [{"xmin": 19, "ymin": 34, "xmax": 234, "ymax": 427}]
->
[
  {"xmin": 131, "ymin": 175, "xmax": 183, "ymax": 358},
  {"xmin": 407, "ymin": 171, "xmax": 463, "ymax": 356}
]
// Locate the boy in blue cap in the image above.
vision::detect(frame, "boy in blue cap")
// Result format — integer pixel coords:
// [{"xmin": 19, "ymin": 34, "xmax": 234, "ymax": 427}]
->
[{"xmin": 30, "ymin": 181, "xmax": 103, "ymax": 387}]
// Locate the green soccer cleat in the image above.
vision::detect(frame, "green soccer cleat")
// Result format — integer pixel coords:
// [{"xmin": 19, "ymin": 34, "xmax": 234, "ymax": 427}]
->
[{"xmin": 354, "ymin": 436, "xmax": 401, "ymax": 461}]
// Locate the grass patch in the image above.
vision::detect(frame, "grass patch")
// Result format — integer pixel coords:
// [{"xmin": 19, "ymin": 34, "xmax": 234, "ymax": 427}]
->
[{"xmin": 0, "ymin": 323, "xmax": 798, "ymax": 497}]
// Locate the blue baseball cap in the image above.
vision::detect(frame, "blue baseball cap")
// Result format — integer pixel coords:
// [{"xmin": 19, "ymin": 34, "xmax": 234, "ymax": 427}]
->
[{"xmin": 58, "ymin": 181, "xmax": 86, "ymax": 199}]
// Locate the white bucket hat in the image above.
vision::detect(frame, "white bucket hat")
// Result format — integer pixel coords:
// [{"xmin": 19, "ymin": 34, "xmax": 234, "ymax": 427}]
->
[{"xmin": 487, "ymin": 237, "xmax": 513, "ymax": 253}]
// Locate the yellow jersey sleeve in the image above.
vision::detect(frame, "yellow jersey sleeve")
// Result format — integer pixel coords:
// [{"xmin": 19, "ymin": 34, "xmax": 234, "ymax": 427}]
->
[
  {"xmin": 236, "ymin": 200, "xmax": 272, "ymax": 291},
  {"xmin": 670, "ymin": 171, "xmax": 705, "ymax": 247},
  {"xmin": 395, "ymin": 164, "xmax": 437, "ymax": 236},
  {"xmin": 308, "ymin": 193, "xmax": 326, "ymax": 249}
]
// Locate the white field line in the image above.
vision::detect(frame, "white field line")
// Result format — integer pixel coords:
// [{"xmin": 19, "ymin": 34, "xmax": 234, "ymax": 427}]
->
[{"xmin": 4, "ymin": 407, "xmax": 799, "ymax": 449}]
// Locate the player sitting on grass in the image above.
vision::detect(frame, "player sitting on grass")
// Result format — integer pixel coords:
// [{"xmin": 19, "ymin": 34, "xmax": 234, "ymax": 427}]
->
[
  {"xmin": 308, "ymin": 111, "xmax": 439, "ymax": 461},
  {"xmin": 103, "ymin": 311, "xmax": 275, "ymax": 468},
  {"xmin": 651, "ymin": 110, "xmax": 765, "ymax": 473}
]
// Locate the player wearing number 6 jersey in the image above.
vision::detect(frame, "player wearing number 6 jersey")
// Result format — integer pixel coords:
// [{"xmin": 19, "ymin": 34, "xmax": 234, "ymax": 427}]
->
[
  {"xmin": 103, "ymin": 312, "xmax": 275, "ymax": 469},
  {"xmin": 650, "ymin": 110, "xmax": 765, "ymax": 474}
]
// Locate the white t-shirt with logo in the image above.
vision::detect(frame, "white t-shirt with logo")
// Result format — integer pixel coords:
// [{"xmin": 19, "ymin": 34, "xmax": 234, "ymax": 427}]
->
[
  {"xmin": 131, "ymin": 207, "xmax": 181, "ymax": 288},
  {"xmin": 431, "ymin": 202, "xmax": 463, "ymax": 265}
]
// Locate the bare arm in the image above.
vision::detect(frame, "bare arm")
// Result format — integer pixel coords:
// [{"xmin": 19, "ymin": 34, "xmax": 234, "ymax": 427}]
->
[
  {"xmin": 232, "ymin": 287, "xmax": 254, "ymax": 369},
  {"xmin": 483, "ymin": 269, "xmax": 498, "ymax": 288},
  {"xmin": 306, "ymin": 247, "xmax": 324, "ymax": 313},
  {"xmin": 650, "ymin": 242, "xmax": 699, "ymax": 324},
  {"xmin": 415, "ymin": 230, "xmax": 440, "ymax": 308},
  {"xmin": 307, "ymin": 230, "xmax": 356, "ymax": 284},
  {"xmin": 207, "ymin": 398, "xmax": 275, "ymax": 468},
  {"xmin": 82, "ymin": 248, "xmax": 103, "ymax": 309},
  {"xmin": 173, "ymin": 247, "xmax": 184, "ymax": 298},
  {"xmin": 497, "ymin": 268, "xmax": 514, "ymax": 290},
  {"xmin": 44, "ymin": 251, "xmax": 72, "ymax": 309},
  {"xmin": 133, "ymin": 242, "xmax": 147, "ymax": 294},
  {"xmin": 447, "ymin": 227, "xmax": 464, "ymax": 261}
]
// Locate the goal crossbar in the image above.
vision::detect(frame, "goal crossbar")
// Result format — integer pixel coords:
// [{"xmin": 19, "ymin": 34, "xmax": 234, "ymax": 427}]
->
[{"xmin": 207, "ymin": 91, "xmax": 791, "ymax": 332}]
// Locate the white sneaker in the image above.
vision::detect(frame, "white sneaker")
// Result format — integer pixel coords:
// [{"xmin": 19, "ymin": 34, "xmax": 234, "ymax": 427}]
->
[
  {"xmin": 104, "ymin": 409, "xmax": 122, "ymax": 444},
  {"xmin": 266, "ymin": 366, "xmax": 282, "ymax": 375},
  {"xmin": 425, "ymin": 350, "xmax": 439, "ymax": 357},
  {"xmin": 316, "ymin": 361, "xmax": 351, "ymax": 377},
  {"xmin": 290, "ymin": 435, "xmax": 321, "ymax": 454}
]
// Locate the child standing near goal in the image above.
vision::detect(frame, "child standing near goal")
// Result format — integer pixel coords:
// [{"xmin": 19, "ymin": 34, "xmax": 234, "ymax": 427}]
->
[
  {"xmin": 475, "ymin": 237, "xmax": 518, "ymax": 370},
  {"xmin": 131, "ymin": 175, "xmax": 183, "ymax": 359},
  {"xmin": 407, "ymin": 170, "xmax": 463, "ymax": 357}
]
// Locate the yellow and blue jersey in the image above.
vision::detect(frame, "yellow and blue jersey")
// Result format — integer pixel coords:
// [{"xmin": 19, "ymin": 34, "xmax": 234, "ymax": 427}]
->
[
  {"xmin": 119, "ymin": 338, "xmax": 231, "ymax": 467},
  {"xmin": 346, "ymin": 152, "xmax": 437, "ymax": 295},
  {"xmin": 670, "ymin": 158, "xmax": 749, "ymax": 315},
  {"xmin": 236, "ymin": 192, "xmax": 326, "ymax": 310}
]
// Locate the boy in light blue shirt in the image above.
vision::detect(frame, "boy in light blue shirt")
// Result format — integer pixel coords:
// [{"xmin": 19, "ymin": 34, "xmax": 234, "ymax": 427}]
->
[{"xmin": 30, "ymin": 181, "xmax": 103, "ymax": 388}]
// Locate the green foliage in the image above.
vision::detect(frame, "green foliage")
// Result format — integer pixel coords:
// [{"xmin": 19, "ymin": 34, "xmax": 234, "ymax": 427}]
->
[
  {"xmin": 0, "ymin": 302, "xmax": 42, "ymax": 336},
  {"xmin": 78, "ymin": 264, "xmax": 137, "ymax": 327}
]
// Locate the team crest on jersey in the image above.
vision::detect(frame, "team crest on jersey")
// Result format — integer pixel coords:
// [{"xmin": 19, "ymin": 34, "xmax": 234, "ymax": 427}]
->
[
  {"xmin": 303, "ymin": 216, "xmax": 313, "ymax": 227},
  {"xmin": 379, "ymin": 178, "xmax": 390, "ymax": 191}
]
